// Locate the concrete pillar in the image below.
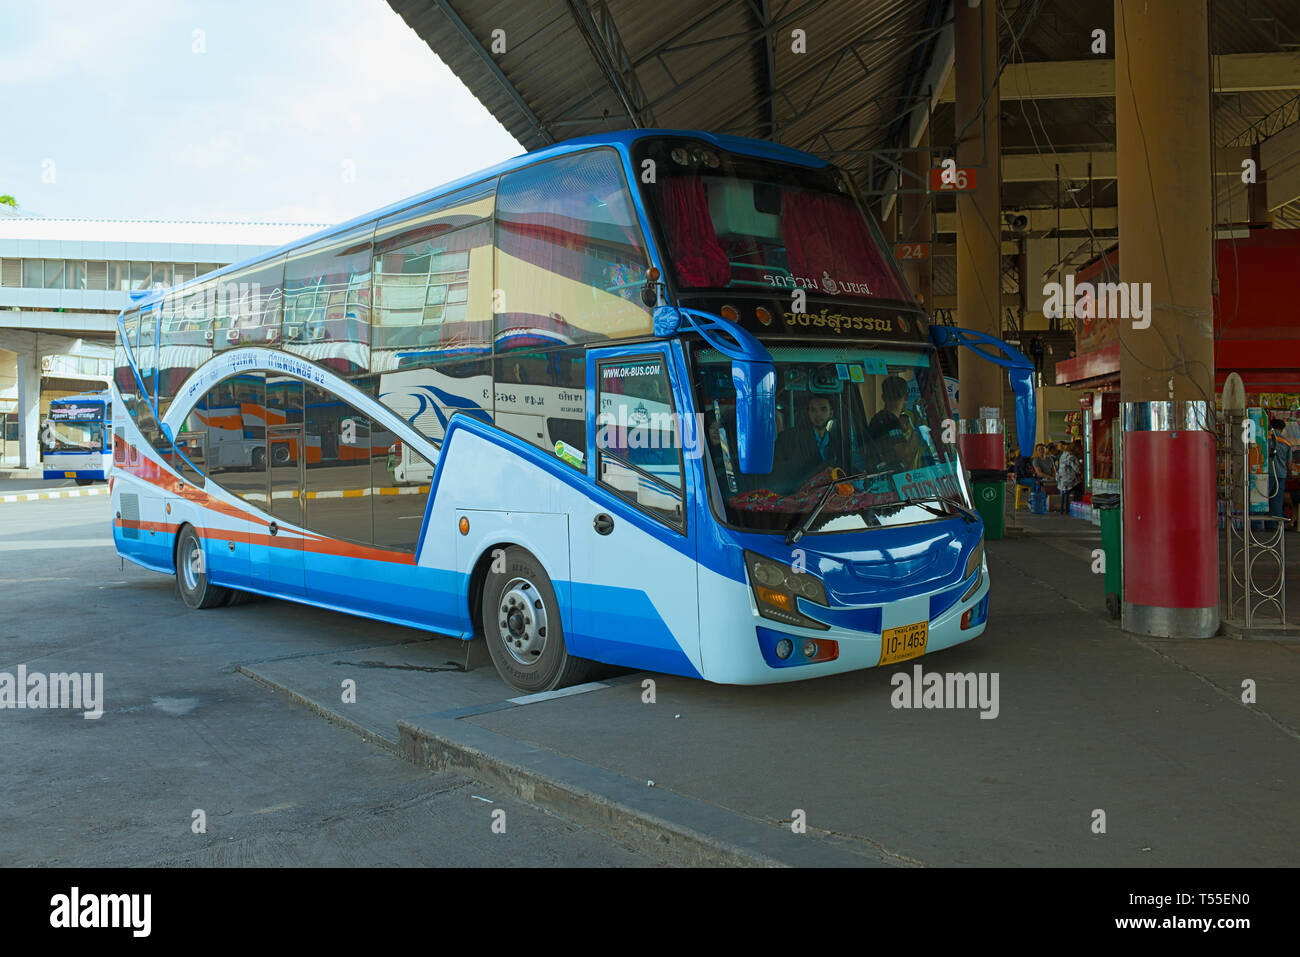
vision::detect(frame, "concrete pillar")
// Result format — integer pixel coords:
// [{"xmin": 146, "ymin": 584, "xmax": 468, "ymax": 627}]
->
[
  {"xmin": 954, "ymin": 0, "xmax": 1003, "ymax": 472},
  {"xmin": 900, "ymin": 124, "xmax": 934, "ymax": 309},
  {"xmin": 1115, "ymin": 0, "xmax": 1218, "ymax": 637},
  {"xmin": 16, "ymin": 349, "xmax": 41, "ymax": 469}
]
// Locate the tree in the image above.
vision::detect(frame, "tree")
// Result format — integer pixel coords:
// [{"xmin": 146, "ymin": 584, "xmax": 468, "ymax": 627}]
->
[{"xmin": 0, "ymin": 195, "xmax": 16, "ymax": 207}]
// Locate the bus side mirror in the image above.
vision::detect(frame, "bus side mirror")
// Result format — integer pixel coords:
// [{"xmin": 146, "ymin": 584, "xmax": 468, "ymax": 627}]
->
[
  {"xmin": 733, "ymin": 359, "xmax": 776, "ymax": 474},
  {"xmin": 929, "ymin": 325, "xmax": 1037, "ymax": 459}
]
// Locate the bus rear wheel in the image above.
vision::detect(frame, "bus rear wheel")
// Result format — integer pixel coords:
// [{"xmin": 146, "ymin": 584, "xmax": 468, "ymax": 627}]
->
[
  {"xmin": 175, "ymin": 525, "xmax": 229, "ymax": 610},
  {"xmin": 480, "ymin": 546, "xmax": 590, "ymax": 694}
]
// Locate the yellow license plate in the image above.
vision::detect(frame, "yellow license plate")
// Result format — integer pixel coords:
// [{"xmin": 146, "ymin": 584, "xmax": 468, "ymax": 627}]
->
[
  {"xmin": 64, "ymin": 471, "xmax": 76, "ymax": 478},
  {"xmin": 879, "ymin": 621, "xmax": 928, "ymax": 666}
]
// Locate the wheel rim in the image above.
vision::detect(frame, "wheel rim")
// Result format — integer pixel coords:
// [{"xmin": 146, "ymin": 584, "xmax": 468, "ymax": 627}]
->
[
  {"xmin": 181, "ymin": 537, "xmax": 201, "ymax": 592},
  {"xmin": 496, "ymin": 577, "xmax": 548, "ymax": 666}
]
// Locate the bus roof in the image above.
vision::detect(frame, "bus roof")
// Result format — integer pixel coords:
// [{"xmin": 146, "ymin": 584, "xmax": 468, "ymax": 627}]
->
[
  {"xmin": 123, "ymin": 129, "xmax": 831, "ymax": 317},
  {"xmin": 50, "ymin": 391, "xmax": 109, "ymax": 404}
]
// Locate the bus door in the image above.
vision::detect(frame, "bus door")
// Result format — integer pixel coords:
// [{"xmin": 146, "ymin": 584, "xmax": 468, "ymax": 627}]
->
[
  {"xmin": 260, "ymin": 425, "xmax": 306, "ymax": 597},
  {"xmin": 568, "ymin": 345, "xmax": 702, "ymax": 678}
]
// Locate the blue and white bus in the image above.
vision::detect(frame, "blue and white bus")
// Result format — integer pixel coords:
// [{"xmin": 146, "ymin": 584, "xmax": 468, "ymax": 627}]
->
[
  {"xmin": 43, "ymin": 392, "xmax": 112, "ymax": 484},
  {"xmin": 110, "ymin": 130, "xmax": 1032, "ymax": 692}
]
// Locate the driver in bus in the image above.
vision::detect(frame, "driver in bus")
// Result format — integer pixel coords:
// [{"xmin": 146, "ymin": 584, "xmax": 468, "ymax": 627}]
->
[{"xmin": 775, "ymin": 394, "xmax": 843, "ymax": 486}]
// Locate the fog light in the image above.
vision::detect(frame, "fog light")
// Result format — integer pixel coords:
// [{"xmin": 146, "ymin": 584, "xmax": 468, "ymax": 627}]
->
[
  {"xmin": 802, "ymin": 640, "xmax": 818, "ymax": 659},
  {"xmin": 775, "ymin": 639, "xmax": 793, "ymax": 660}
]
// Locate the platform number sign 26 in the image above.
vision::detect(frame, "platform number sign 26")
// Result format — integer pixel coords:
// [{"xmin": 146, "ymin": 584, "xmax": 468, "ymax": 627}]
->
[{"xmin": 931, "ymin": 158, "xmax": 977, "ymax": 192}]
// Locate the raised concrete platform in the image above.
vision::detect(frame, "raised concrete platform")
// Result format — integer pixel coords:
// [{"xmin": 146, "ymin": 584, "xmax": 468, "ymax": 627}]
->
[{"xmin": 238, "ymin": 509, "xmax": 1300, "ymax": 867}]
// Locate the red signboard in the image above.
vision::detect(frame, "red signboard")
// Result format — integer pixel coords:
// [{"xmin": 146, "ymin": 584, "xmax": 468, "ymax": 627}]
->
[
  {"xmin": 929, "ymin": 167, "xmax": 978, "ymax": 191},
  {"xmin": 894, "ymin": 242, "xmax": 930, "ymax": 260}
]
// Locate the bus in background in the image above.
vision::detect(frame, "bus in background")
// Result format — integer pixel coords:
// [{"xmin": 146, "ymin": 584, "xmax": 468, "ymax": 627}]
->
[
  {"xmin": 43, "ymin": 392, "xmax": 112, "ymax": 484},
  {"xmin": 109, "ymin": 129, "xmax": 1033, "ymax": 693}
]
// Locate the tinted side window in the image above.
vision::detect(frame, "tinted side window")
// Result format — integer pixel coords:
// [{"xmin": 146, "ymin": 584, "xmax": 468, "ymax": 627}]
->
[
  {"xmin": 137, "ymin": 303, "xmax": 159, "ymax": 412},
  {"xmin": 373, "ymin": 434, "xmax": 433, "ymax": 552},
  {"xmin": 265, "ymin": 374, "xmax": 303, "ymax": 427},
  {"xmin": 372, "ymin": 184, "xmax": 494, "ymax": 373},
  {"xmin": 495, "ymin": 149, "xmax": 650, "ymax": 351},
  {"xmin": 284, "ymin": 226, "xmax": 373, "ymax": 378},
  {"xmin": 492, "ymin": 346, "xmax": 587, "ymax": 468},
  {"xmin": 214, "ymin": 257, "xmax": 286, "ymax": 350},
  {"xmin": 170, "ymin": 427, "xmax": 206, "ymax": 485},
  {"xmin": 375, "ymin": 356, "xmax": 493, "ymax": 445},
  {"xmin": 157, "ymin": 283, "xmax": 213, "ymax": 420},
  {"xmin": 304, "ymin": 382, "xmax": 372, "ymax": 545},
  {"xmin": 596, "ymin": 357, "xmax": 684, "ymax": 527},
  {"xmin": 203, "ymin": 372, "xmax": 268, "ymax": 509}
]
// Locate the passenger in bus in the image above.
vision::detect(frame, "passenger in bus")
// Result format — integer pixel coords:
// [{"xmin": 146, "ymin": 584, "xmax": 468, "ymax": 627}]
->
[
  {"xmin": 867, "ymin": 375, "xmax": 923, "ymax": 471},
  {"xmin": 868, "ymin": 375, "xmax": 909, "ymax": 439}
]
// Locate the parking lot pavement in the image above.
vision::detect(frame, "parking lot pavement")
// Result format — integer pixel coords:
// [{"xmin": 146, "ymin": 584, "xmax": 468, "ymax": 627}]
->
[
  {"xmin": 0, "ymin": 498, "xmax": 656, "ymax": 867},
  {"xmin": 9, "ymin": 497, "xmax": 1297, "ymax": 867},
  {"xmin": 0, "ymin": 476, "xmax": 79, "ymax": 493}
]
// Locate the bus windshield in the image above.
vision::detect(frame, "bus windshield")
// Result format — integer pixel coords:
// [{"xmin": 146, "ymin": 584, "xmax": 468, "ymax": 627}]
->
[
  {"xmin": 636, "ymin": 138, "xmax": 909, "ymax": 302},
  {"xmin": 45, "ymin": 420, "xmax": 105, "ymax": 453},
  {"xmin": 692, "ymin": 343, "xmax": 965, "ymax": 534}
]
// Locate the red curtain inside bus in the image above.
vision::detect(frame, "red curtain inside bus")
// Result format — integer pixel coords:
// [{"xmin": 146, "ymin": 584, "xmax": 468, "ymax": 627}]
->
[
  {"xmin": 660, "ymin": 175, "xmax": 730, "ymax": 288},
  {"xmin": 781, "ymin": 192, "xmax": 906, "ymax": 300}
]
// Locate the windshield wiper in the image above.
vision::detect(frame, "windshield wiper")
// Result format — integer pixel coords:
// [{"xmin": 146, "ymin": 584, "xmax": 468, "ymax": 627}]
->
[
  {"xmin": 909, "ymin": 495, "xmax": 978, "ymax": 525},
  {"xmin": 785, "ymin": 469, "xmax": 893, "ymax": 545}
]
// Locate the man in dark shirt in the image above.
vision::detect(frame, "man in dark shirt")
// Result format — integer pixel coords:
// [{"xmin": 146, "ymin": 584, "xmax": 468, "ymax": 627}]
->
[
  {"xmin": 868, "ymin": 375, "xmax": 909, "ymax": 439},
  {"xmin": 775, "ymin": 395, "xmax": 841, "ymax": 486},
  {"xmin": 866, "ymin": 375, "xmax": 922, "ymax": 470}
]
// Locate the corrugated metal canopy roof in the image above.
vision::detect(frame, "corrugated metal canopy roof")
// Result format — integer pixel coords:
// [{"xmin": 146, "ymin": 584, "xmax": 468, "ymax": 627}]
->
[
  {"xmin": 387, "ymin": 0, "xmax": 946, "ymax": 191},
  {"xmin": 391, "ymin": 0, "xmax": 1300, "ymax": 248}
]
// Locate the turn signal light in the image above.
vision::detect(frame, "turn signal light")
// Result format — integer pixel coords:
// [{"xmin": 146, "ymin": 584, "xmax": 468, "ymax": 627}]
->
[
  {"xmin": 755, "ymin": 306, "xmax": 773, "ymax": 326},
  {"xmin": 754, "ymin": 585, "xmax": 793, "ymax": 611},
  {"xmin": 720, "ymin": 304, "xmax": 740, "ymax": 322},
  {"xmin": 458, "ymin": 516, "xmax": 469, "ymax": 535}
]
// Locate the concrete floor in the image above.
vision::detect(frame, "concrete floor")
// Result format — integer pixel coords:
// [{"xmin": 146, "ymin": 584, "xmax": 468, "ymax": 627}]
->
[
  {"xmin": 0, "ymin": 496, "xmax": 656, "ymax": 867},
  {"xmin": 4, "ymin": 496, "xmax": 1296, "ymax": 866}
]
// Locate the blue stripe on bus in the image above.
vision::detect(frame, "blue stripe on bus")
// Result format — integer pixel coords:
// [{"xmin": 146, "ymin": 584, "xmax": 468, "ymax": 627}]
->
[
  {"xmin": 567, "ymin": 580, "xmax": 702, "ymax": 678},
  {"xmin": 202, "ymin": 526, "xmax": 697, "ymax": 674},
  {"xmin": 795, "ymin": 601, "xmax": 883, "ymax": 634},
  {"xmin": 113, "ymin": 526, "xmax": 175, "ymax": 573}
]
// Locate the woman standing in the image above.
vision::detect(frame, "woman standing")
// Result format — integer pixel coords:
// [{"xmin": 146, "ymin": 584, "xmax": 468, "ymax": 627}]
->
[{"xmin": 1057, "ymin": 441, "xmax": 1084, "ymax": 514}]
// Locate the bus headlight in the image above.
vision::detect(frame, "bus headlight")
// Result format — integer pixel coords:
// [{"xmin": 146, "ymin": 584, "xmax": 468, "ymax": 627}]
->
[
  {"xmin": 961, "ymin": 538, "xmax": 985, "ymax": 602},
  {"xmin": 745, "ymin": 551, "xmax": 830, "ymax": 630}
]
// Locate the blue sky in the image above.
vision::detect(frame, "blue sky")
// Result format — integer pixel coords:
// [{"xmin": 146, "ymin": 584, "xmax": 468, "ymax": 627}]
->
[{"xmin": 0, "ymin": 0, "xmax": 522, "ymax": 224}]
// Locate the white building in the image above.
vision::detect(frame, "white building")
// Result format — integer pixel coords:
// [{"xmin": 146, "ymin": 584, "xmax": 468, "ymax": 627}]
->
[{"xmin": 0, "ymin": 218, "xmax": 327, "ymax": 467}]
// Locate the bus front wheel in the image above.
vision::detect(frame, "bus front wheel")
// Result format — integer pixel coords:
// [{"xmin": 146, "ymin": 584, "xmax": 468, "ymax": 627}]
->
[
  {"xmin": 480, "ymin": 546, "xmax": 590, "ymax": 694},
  {"xmin": 175, "ymin": 525, "xmax": 230, "ymax": 610}
]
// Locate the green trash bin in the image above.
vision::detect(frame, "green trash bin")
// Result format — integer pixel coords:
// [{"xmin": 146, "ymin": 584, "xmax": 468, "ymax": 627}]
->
[
  {"xmin": 1094, "ymin": 493, "xmax": 1122, "ymax": 618},
  {"xmin": 971, "ymin": 469, "xmax": 1006, "ymax": 540}
]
